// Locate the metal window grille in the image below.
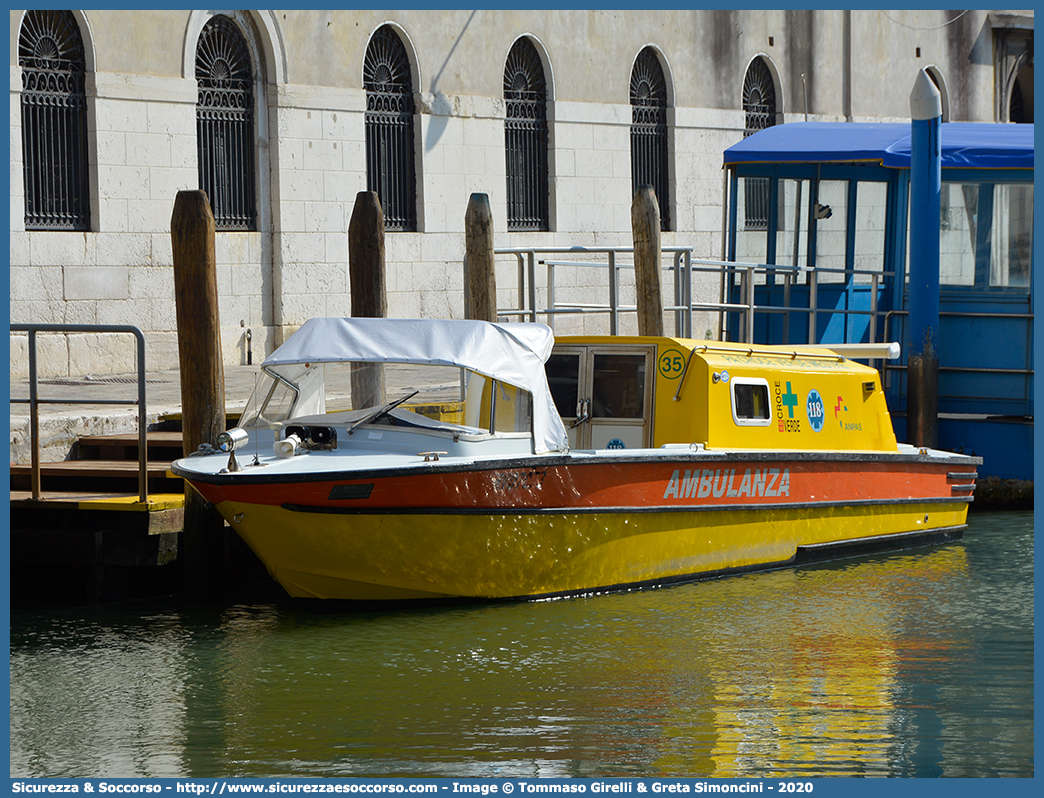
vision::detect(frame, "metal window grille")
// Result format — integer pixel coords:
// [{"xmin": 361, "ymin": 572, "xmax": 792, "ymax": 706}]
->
[
  {"xmin": 742, "ymin": 58, "xmax": 777, "ymax": 231},
  {"xmin": 19, "ymin": 10, "xmax": 90, "ymax": 231},
  {"xmin": 365, "ymin": 27, "xmax": 416, "ymax": 232},
  {"xmin": 630, "ymin": 48, "xmax": 670, "ymax": 231},
  {"xmin": 504, "ymin": 39, "xmax": 549, "ymax": 231},
  {"xmin": 196, "ymin": 16, "xmax": 256, "ymax": 231}
]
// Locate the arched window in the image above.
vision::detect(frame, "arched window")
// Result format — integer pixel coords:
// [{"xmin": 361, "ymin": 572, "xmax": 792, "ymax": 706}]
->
[
  {"xmin": 196, "ymin": 16, "xmax": 256, "ymax": 231},
  {"xmin": 629, "ymin": 48, "xmax": 670, "ymax": 231},
  {"xmin": 742, "ymin": 58, "xmax": 777, "ymax": 230},
  {"xmin": 742, "ymin": 57, "xmax": 777, "ymax": 136},
  {"xmin": 364, "ymin": 26, "xmax": 416, "ymax": 232},
  {"xmin": 19, "ymin": 10, "xmax": 90, "ymax": 231},
  {"xmin": 504, "ymin": 38, "xmax": 549, "ymax": 231}
]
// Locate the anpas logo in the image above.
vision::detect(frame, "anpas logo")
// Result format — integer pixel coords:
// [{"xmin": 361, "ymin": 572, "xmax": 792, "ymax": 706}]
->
[
  {"xmin": 806, "ymin": 389, "xmax": 825, "ymax": 432},
  {"xmin": 834, "ymin": 394, "xmax": 862, "ymax": 431}
]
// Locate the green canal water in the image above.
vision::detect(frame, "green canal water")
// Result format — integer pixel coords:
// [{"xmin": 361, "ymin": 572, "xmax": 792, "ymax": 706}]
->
[{"xmin": 9, "ymin": 511, "xmax": 1033, "ymax": 779}]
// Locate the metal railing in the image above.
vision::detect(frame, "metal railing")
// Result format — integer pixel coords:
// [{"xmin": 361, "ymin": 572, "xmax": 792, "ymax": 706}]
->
[
  {"xmin": 11, "ymin": 324, "xmax": 148, "ymax": 502},
  {"xmin": 494, "ymin": 246, "xmax": 892, "ymax": 345},
  {"xmin": 716, "ymin": 262, "xmax": 894, "ymax": 344},
  {"xmin": 493, "ymin": 249, "xmax": 1033, "ymax": 409},
  {"xmin": 495, "ymin": 245, "xmax": 696, "ymax": 336}
]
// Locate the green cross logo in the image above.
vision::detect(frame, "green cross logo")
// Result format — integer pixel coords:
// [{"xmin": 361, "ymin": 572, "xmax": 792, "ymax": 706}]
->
[{"xmin": 782, "ymin": 382, "xmax": 798, "ymax": 418}]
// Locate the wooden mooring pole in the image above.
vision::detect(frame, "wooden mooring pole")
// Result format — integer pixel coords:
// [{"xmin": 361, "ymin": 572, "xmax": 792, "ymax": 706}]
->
[
  {"xmin": 464, "ymin": 193, "xmax": 497, "ymax": 322},
  {"xmin": 632, "ymin": 185, "xmax": 664, "ymax": 337},
  {"xmin": 171, "ymin": 190, "xmax": 227, "ymax": 597},
  {"xmin": 348, "ymin": 191, "xmax": 387, "ymax": 407}
]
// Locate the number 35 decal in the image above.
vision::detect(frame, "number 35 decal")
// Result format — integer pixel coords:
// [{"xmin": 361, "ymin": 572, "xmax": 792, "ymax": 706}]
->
[{"xmin": 658, "ymin": 349, "xmax": 686, "ymax": 379}]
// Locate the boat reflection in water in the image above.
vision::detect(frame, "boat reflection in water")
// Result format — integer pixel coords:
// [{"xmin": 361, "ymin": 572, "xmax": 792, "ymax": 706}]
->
[
  {"xmin": 697, "ymin": 544, "xmax": 971, "ymax": 777},
  {"xmin": 16, "ymin": 512, "xmax": 1036, "ymax": 778}
]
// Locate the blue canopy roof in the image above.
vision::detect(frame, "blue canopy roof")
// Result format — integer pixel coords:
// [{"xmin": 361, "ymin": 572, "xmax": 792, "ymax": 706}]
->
[{"xmin": 724, "ymin": 122, "xmax": 1034, "ymax": 170}]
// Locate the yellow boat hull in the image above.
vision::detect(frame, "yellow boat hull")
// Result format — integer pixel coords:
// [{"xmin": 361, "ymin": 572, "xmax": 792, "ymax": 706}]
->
[{"xmin": 219, "ymin": 498, "xmax": 969, "ymax": 601}]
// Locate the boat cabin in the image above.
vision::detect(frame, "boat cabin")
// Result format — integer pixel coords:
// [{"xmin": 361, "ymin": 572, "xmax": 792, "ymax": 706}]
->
[
  {"xmin": 549, "ymin": 336, "xmax": 898, "ymax": 452},
  {"xmin": 237, "ymin": 319, "xmax": 900, "ymax": 460}
]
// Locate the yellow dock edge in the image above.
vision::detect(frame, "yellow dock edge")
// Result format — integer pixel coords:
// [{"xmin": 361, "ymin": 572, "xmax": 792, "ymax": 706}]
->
[{"xmin": 46, "ymin": 493, "xmax": 187, "ymax": 512}]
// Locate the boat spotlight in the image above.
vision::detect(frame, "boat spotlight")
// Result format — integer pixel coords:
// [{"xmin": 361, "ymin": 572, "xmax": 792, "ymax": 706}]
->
[
  {"xmin": 217, "ymin": 427, "xmax": 249, "ymax": 472},
  {"xmin": 217, "ymin": 427, "xmax": 249, "ymax": 452},
  {"xmin": 275, "ymin": 433, "xmax": 302, "ymax": 459}
]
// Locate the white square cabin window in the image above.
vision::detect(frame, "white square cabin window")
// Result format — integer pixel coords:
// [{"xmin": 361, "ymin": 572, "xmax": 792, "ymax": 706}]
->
[{"xmin": 731, "ymin": 378, "xmax": 771, "ymax": 426}]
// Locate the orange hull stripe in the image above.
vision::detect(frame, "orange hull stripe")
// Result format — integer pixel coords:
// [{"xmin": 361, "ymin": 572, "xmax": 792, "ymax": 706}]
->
[{"xmin": 191, "ymin": 460, "xmax": 969, "ymax": 511}]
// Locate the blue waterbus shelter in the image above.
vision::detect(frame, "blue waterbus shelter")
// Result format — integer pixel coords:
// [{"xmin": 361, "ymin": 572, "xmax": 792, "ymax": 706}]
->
[{"xmin": 722, "ymin": 121, "xmax": 1033, "ymax": 480}]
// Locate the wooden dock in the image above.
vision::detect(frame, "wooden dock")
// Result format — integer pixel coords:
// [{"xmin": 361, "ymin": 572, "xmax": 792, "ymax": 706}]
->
[{"xmin": 10, "ymin": 430, "xmax": 189, "ymax": 603}]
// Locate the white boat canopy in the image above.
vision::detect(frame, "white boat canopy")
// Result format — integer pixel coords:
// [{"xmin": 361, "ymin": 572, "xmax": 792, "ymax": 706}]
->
[{"xmin": 259, "ymin": 317, "xmax": 569, "ymax": 453}]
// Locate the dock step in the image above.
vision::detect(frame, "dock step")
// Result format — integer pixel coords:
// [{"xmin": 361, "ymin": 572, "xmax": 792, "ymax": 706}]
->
[
  {"xmin": 74, "ymin": 430, "xmax": 186, "ymax": 461},
  {"xmin": 11, "ymin": 459, "xmax": 174, "ymax": 479},
  {"xmin": 11, "ymin": 458, "xmax": 180, "ymax": 486},
  {"xmin": 11, "ymin": 426, "xmax": 188, "ymax": 499}
]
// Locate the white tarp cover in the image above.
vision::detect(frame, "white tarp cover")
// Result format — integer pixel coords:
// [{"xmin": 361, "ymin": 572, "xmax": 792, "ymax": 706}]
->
[{"xmin": 262, "ymin": 318, "xmax": 568, "ymax": 453}]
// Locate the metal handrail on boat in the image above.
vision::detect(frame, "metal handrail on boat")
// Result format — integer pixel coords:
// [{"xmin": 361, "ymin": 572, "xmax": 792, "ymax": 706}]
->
[
  {"xmin": 691, "ymin": 344, "xmax": 845, "ymax": 361},
  {"xmin": 10, "ymin": 323, "xmax": 149, "ymax": 503}
]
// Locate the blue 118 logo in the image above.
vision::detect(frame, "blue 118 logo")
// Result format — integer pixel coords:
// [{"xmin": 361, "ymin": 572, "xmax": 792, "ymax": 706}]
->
[{"xmin": 806, "ymin": 389, "xmax": 825, "ymax": 432}]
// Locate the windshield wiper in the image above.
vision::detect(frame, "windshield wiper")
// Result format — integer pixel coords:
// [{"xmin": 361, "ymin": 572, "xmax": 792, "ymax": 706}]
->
[{"xmin": 347, "ymin": 390, "xmax": 420, "ymax": 435}]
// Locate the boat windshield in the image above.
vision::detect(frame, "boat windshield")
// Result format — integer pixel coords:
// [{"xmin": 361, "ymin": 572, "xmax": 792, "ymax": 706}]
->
[{"xmin": 239, "ymin": 361, "xmax": 533, "ymax": 436}]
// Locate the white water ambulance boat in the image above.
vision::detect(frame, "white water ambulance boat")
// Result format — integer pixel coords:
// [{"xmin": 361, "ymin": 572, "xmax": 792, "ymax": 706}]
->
[{"xmin": 171, "ymin": 317, "xmax": 980, "ymax": 604}]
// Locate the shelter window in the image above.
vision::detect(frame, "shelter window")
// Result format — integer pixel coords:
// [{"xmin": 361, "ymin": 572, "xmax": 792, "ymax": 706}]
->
[
  {"xmin": 850, "ymin": 181, "xmax": 888, "ymax": 284},
  {"xmin": 814, "ymin": 180, "xmax": 849, "ymax": 284},
  {"xmin": 629, "ymin": 48, "xmax": 670, "ymax": 231},
  {"xmin": 937, "ymin": 182, "xmax": 1033, "ymax": 289},
  {"xmin": 989, "ymin": 183, "xmax": 1033, "ymax": 288},
  {"xmin": 939, "ymin": 183, "xmax": 979, "ymax": 286},
  {"xmin": 731, "ymin": 378, "xmax": 771, "ymax": 426},
  {"xmin": 504, "ymin": 38, "xmax": 549, "ymax": 231},
  {"xmin": 195, "ymin": 15, "xmax": 257, "ymax": 231},
  {"xmin": 19, "ymin": 10, "xmax": 90, "ymax": 231},
  {"xmin": 734, "ymin": 177, "xmax": 769, "ymax": 264},
  {"xmin": 775, "ymin": 179, "xmax": 810, "ymax": 270},
  {"xmin": 364, "ymin": 26, "xmax": 417, "ymax": 231}
]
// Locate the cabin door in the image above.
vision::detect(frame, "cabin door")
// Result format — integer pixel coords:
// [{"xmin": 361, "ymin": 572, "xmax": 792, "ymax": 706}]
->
[{"xmin": 546, "ymin": 345, "xmax": 654, "ymax": 450}]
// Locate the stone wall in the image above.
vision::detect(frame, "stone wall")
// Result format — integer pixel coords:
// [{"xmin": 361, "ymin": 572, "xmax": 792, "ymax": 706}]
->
[{"xmin": 9, "ymin": 10, "xmax": 1005, "ymax": 378}]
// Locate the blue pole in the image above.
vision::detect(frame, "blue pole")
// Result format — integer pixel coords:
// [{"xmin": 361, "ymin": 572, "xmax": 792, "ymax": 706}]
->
[{"xmin": 906, "ymin": 69, "xmax": 941, "ymax": 448}]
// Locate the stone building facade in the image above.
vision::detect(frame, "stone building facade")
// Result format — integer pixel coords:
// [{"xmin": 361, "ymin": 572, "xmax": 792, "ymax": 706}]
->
[{"xmin": 9, "ymin": 9, "xmax": 1033, "ymax": 377}]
